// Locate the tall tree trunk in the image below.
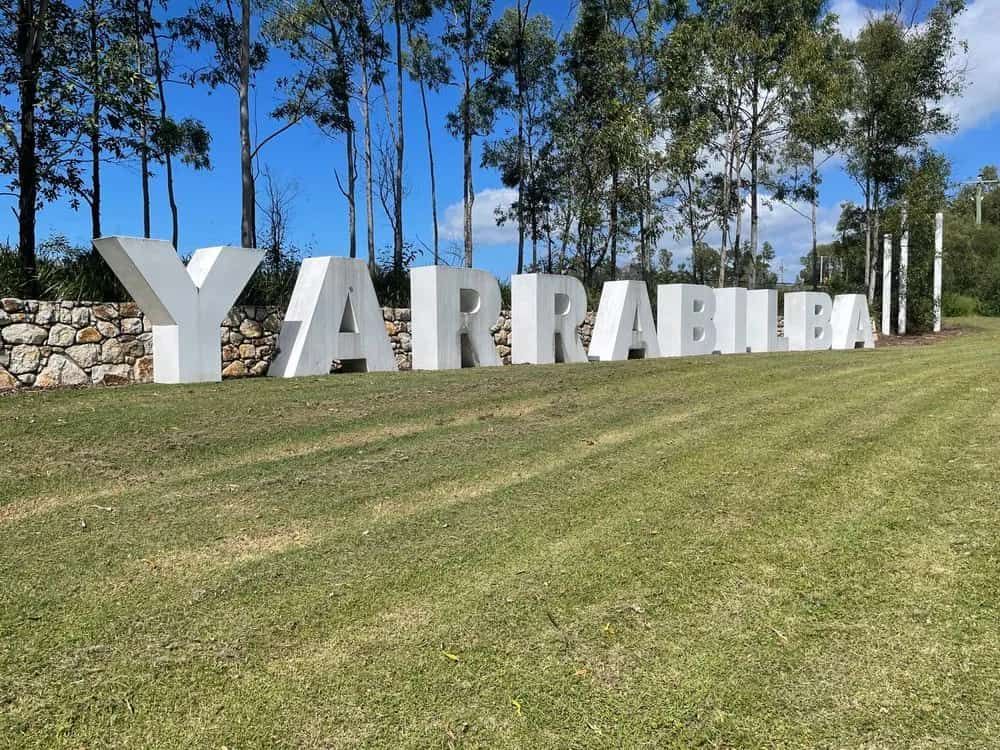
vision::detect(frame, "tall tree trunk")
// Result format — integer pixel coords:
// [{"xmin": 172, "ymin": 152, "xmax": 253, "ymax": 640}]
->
[
  {"xmin": 515, "ymin": 107, "xmax": 524, "ymax": 273},
  {"xmin": 869, "ymin": 181, "xmax": 880, "ymax": 303},
  {"xmin": 132, "ymin": 0, "xmax": 150, "ymax": 237},
  {"xmin": 749, "ymin": 91, "xmax": 759, "ymax": 290},
  {"xmin": 730, "ymin": 129, "xmax": 743, "ymax": 287},
  {"xmin": 641, "ymin": 168, "xmax": 652, "ymax": 278},
  {"xmin": 147, "ymin": 0, "xmax": 178, "ymax": 248},
  {"xmin": 346, "ymin": 124, "xmax": 357, "ymax": 259},
  {"xmin": 87, "ymin": 3, "xmax": 101, "ymax": 239},
  {"xmin": 139, "ymin": 129, "xmax": 151, "ymax": 237},
  {"xmin": 515, "ymin": 0, "xmax": 525, "ymax": 275},
  {"xmin": 530, "ymin": 213, "xmax": 537, "ymax": 269},
  {"xmin": 638, "ymin": 205, "xmax": 646, "ymax": 278},
  {"xmin": 15, "ymin": 0, "xmax": 48, "ymax": 297},
  {"xmin": 686, "ymin": 174, "xmax": 699, "ymax": 282},
  {"xmin": 238, "ymin": 0, "xmax": 255, "ymax": 247},
  {"xmin": 360, "ymin": 65, "xmax": 376, "ymax": 269},
  {"xmin": 609, "ymin": 166, "xmax": 618, "ymax": 280},
  {"xmin": 462, "ymin": 64, "xmax": 473, "ymax": 267},
  {"xmin": 864, "ymin": 175, "xmax": 872, "ymax": 298},
  {"xmin": 392, "ymin": 0, "xmax": 404, "ymax": 272},
  {"xmin": 417, "ymin": 77, "xmax": 439, "ymax": 264},
  {"xmin": 732, "ymin": 181, "xmax": 743, "ymax": 287},
  {"xmin": 810, "ymin": 150, "xmax": 819, "ymax": 290},
  {"xmin": 559, "ymin": 207, "xmax": 572, "ymax": 272},
  {"xmin": 718, "ymin": 124, "xmax": 735, "ymax": 288},
  {"xmin": 89, "ymin": 130, "xmax": 101, "ymax": 238},
  {"xmin": 545, "ymin": 209, "xmax": 552, "ymax": 273},
  {"xmin": 527, "ymin": 114, "xmax": 537, "ymax": 270}
]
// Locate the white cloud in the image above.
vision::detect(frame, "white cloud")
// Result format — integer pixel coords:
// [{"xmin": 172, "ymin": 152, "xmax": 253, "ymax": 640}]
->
[
  {"xmin": 441, "ymin": 187, "xmax": 519, "ymax": 246},
  {"xmin": 828, "ymin": 0, "xmax": 870, "ymax": 39},
  {"xmin": 830, "ymin": 0, "xmax": 1000, "ymax": 134},
  {"xmin": 943, "ymin": 0, "xmax": 1000, "ymax": 131}
]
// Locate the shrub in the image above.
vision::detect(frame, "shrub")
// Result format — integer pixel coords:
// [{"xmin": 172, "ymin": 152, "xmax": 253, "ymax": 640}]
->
[
  {"xmin": 942, "ymin": 292, "xmax": 979, "ymax": 317},
  {"xmin": 0, "ymin": 236, "xmax": 126, "ymax": 300}
]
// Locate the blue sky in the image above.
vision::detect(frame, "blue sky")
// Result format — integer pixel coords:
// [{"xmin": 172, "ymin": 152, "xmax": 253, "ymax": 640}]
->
[{"xmin": 2, "ymin": 0, "xmax": 998, "ymax": 282}]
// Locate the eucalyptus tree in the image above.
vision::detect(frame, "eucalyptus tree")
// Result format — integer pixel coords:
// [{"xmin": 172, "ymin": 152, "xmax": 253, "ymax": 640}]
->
[
  {"xmin": 406, "ymin": 7, "xmax": 449, "ymax": 264},
  {"xmin": 173, "ymin": 0, "xmax": 276, "ymax": 248},
  {"xmin": 844, "ymin": 0, "xmax": 966, "ymax": 301},
  {"xmin": 267, "ymin": 0, "xmax": 362, "ymax": 258},
  {"xmin": 620, "ymin": 0, "xmax": 678, "ymax": 277},
  {"xmin": 1, "ymin": 0, "xmax": 84, "ymax": 294},
  {"xmin": 482, "ymin": 3, "xmax": 557, "ymax": 273},
  {"xmin": 72, "ymin": 0, "xmax": 140, "ymax": 239},
  {"xmin": 442, "ymin": 0, "xmax": 493, "ymax": 267},
  {"xmin": 773, "ymin": 14, "xmax": 852, "ymax": 289},
  {"xmin": 355, "ymin": 0, "xmax": 389, "ymax": 268},
  {"xmin": 558, "ymin": 0, "xmax": 643, "ymax": 284},
  {"xmin": 663, "ymin": 115, "xmax": 714, "ymax": 283},
  {"xmin": 145, "ymin": 0, "xmax": 211, "ymax": 250},
  {"xmin": 729, "ymin": 0, "xmax": 825, "ymax": 288},
  {"xmin": 384, "ymin": 0, "xmax": 405, "ymax": 271},
  {"xmin": 662, "ymin": 3, "xmax": 749, "ymax": 286},
  {"xmin": 120, "ymin": 0, "xmax": 211, "ymax": 242}
]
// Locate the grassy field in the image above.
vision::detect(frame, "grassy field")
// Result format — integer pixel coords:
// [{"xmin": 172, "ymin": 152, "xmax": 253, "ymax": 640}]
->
[{"xmin": 2, "ymin": 318, "xmax": 999, "ymax": 749}]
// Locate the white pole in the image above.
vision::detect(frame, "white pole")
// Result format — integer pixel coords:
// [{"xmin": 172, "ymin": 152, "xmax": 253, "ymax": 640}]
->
[
  {"xmin": 933, "ymin": 212, "xmax": 943, "ymax": 332},
  {"xmin": 882, "ymin": 234, "xmax": 892, "ymax": 336},
  {"xmin": 898, "ymin": 212, "xmax": 908, "ymax": 336}
]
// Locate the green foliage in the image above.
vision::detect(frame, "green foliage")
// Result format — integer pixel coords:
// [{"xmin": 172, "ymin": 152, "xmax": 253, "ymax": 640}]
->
[
  {"xmin": 238, "ymin": 252, "xmax": 303, "ymax": 308},
  {"xmin": 0, "ymin": 2, "xmax": 88, "ymax": 205},
  {"xmin": 0, "ymin": 236, "xmax": 125, "ymax": 301},
  {"xmin": 170, "ymin": 2, "xmax": 269, "ymax": 90},
  {"xmin": 942, "ymin": 292, "xmax": 979, "ymax": 317}
]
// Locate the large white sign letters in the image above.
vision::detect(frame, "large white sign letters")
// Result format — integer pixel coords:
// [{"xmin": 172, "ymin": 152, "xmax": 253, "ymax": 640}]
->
[
  {"xmin": 658, "ymin": 284, "xmax": 716, "ymax": 357},
  {"xmin": 831, "ymin": 294, "xmax": 875, "ymax": 350},
  {"xmin": 588, "ymin": 280, "xmax": 661, "ymax": 361},
  {"xmin": 411, "ymin": 266, "xmax": 502, "ymax": 370},
  {"xmin": 92, "ymin": 236, "xmax": 880, "ymax": 385},
  {"xmin": 512, "ymin": 273, "xmax": 588, "ymax": 365},
  {"xmin": 784, "ymin": 292, "xmax": 833, "ymax": 351},
  {"xmin": 92, "ymin": 236, "xmax": 262, "ymax": 383},
  {"xmin": 713, "ymin": 288, "xmax": 748, "ymax": 355},
  {"xmin": 746, "ymin": 289, "xmax": 788, "ymax": 353},
  {"xmin": 271, "ymin": 257, "xmax": 396, "ymax": 377}
]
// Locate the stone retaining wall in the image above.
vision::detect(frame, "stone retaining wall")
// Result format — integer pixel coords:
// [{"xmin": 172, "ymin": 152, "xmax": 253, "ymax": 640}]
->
[{"xmin": 0, "ymin": 298, "xmax": 598, "ymax": 391}]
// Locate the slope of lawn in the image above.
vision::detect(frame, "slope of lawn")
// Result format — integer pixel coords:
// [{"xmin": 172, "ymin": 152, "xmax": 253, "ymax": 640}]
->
[{"xmin": 2, "ymin": 318, "xmax": 999, "ymax": 749}]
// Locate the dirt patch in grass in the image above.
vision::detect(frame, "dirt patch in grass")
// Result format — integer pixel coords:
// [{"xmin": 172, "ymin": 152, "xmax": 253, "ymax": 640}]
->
[{"xmin": 878, "ymin": 323, "xmax": 963, "ymax": 347}]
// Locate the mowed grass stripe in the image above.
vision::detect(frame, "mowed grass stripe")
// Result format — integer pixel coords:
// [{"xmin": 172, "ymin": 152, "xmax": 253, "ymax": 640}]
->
[{"xmin": 1, "ymin": 319, "xmax": 999, "ymax": 748}]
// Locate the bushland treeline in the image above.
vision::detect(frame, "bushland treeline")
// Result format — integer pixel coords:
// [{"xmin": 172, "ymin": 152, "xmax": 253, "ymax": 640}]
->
[
  {"xmin": 1, "ymin": 0, "xmax": 969, "ymax": 329},
  {"xmin": 809, "ymin": 164, "xmax": 1000, "ymax": 324}
]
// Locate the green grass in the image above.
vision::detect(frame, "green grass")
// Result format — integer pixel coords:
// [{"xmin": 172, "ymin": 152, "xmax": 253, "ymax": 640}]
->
[{"xmin": 2, "ymin": 318, "xmax": 999, "ymax": 749}]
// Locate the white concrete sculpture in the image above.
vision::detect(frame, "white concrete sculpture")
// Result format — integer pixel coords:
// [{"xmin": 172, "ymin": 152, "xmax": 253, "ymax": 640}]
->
[
  {"xmin": 934, "ymin": 212, "xmax": 944, "ymax": 333},
  {"xmin": 831, "ymin": 294, "xmax": 875, "ymax": 350},
  {"xmin": 92, "ymin": 236, "xmax": 262, "ymax": 383},
  {"xmin": 588, "ymin": 281, "xmax": 660, "ymax": 361},
  {"xmin": 784, "ymin": 292, "xmax": 833, "ymax": 351},
  {"xmin": 657, "ymin": 284, "xmax": 716, "ymax": 357},
  {"xmin": 511, "ymin": 273, "xmax": 588, "ymax": 364},
  {"xmin": 882, "ymin": 234, "xmax": 893, "ymax": 336},
  {"xmin": 410, "ymin": 266, "xmax": 502, "ymax": 370},
  {"xmin": 270, "ymin": 257, "xmax": 396, "ymax": 377},
  {"xmin": 898, "ymin": 225, "xmax": 909, "ymax": 335},
  {"xmin": 713, "ymin": 287, "xmax": 747, "ymax": 354},
  {"xmin": 746, "ymin": 289, "xmax": 788, "ymax": 353}
]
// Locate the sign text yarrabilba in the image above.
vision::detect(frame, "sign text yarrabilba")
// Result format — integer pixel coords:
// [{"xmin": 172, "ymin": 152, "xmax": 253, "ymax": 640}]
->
[{"xmin": 93, "ymin": 236, "xmax": 875, "ymax": 385}]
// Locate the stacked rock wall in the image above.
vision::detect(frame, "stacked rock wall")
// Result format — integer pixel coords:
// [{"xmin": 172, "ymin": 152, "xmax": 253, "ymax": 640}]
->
[{"xmin": 0, "ymin": 297, "xmax": 597, "ymax": 390}]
